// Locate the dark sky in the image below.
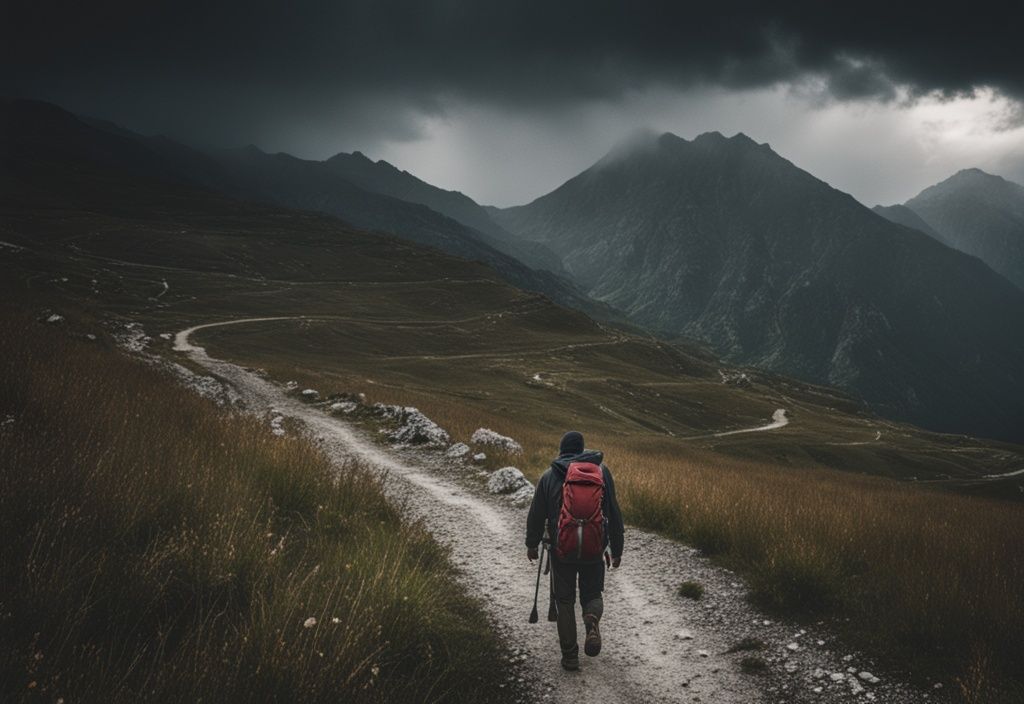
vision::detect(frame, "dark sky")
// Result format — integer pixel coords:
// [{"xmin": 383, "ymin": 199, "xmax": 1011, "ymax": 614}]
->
[{"xmin": 4, "ymin": 1, "xmax": 1024, "ymax": 205}]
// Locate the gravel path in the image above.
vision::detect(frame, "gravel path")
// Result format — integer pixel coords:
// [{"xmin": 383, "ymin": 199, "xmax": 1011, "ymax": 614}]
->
[{"xmin": 174, "ymin": 321, "xmax": 930, "ymax": 704}]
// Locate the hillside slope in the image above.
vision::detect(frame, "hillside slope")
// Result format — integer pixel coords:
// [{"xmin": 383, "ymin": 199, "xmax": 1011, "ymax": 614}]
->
[
  {"xmin": 872, "ymin": 203, "xmax": 947, "ymax": 243},
  {"xmin": 1, "ymin": 99, "xmax": 611, "ymax": 321},
  {"xmin": 0, "ymin": 308, "xmax": 516, "ymax": 703},
  {"xmin": 904, "ymin": 168, "xmax": 1024, "ymax": 289},
  {"xmin": 494, "ymin": 132, "xmax": 1024, "ymax": 442},
  {"xmin": 323, "ymin": 151, "xmax": 564, "ymax": 272}
]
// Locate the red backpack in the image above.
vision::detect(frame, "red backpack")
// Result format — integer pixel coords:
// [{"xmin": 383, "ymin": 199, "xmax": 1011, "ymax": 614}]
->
[{"xmin": 555, "ymin": 461, "xmax": 605, "ymax": 562}]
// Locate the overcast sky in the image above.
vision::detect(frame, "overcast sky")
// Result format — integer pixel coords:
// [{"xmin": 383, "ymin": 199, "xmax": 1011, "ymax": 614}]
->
[{"xmin": 4, "ymin": 1, "xmax": 1024, "ymax": 206}]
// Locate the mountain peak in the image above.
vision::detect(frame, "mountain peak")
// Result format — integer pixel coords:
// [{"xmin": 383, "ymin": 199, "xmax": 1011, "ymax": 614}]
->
[
  {"xmin": 950, "ymin": 167, "xmax": 998, "ymax": 183},
  {"xmin": 914, "ymin": 167, "xmax": 1023, "ymax": 200},
  {"xmin": 692, "ymin": 131, "xmax": 761, "ymax": 149}
]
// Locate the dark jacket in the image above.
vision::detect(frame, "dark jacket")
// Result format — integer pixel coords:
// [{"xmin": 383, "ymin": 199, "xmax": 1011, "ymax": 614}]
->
[{"xmin": 525, "ymin": 449, "xmax": 625, "ymax": 561}]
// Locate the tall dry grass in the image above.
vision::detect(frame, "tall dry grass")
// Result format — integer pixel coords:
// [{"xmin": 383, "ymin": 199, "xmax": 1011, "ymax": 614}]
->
[
  {"xmin": 0, "ymin": 312, "xmax": 513, "ymax": 703},
  {"xmin": 360, "ymin": 386, "xmax": 1024, "ymax": 696},
  {"xmin": 607, "ymin": 445, "xmax": 1024, "ymax": 678}
]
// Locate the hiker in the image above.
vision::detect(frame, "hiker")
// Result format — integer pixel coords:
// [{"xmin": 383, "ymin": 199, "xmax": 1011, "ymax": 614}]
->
[{"xmin": 525, "ymin": 431, "xmax": 625, "ymax": 671}]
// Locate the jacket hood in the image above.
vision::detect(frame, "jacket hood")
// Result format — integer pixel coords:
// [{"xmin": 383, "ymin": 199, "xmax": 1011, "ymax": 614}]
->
[{"xmin": 551, "ymin": 449, "xmax": 604, "ymax": 476}]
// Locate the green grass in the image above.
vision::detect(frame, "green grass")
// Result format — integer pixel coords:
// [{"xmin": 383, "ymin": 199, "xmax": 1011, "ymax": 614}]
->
[{"xmin": 0, "ymin": 309, "xmax": 515, "ymax": 703}]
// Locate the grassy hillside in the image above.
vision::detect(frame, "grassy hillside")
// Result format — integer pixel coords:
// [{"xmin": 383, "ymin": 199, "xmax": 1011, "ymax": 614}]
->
[
  {"xmin": 0, "ymin": 308, "xmax": 516, "ymax": 703},
  {"xmin": 3, "ymin": 167, "xmax": 1023, "ymax": 698}
]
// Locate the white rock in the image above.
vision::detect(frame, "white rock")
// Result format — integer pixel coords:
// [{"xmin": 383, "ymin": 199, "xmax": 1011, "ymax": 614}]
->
[
  {"xmin": 784, "ymin": 662, "xmax": 798, "ymax": 673},
  {"xmin": 816, "ymin": 639, "xmax": 825, "ymax": 646},
  {"xmin": 373, "ymin": 404, "xmax": 450, "ymax": 447},
  {"xmin": 697, "ymin": 650, "xmax": 709, "ymax": 657},
  {"xmin": 786, "ymin": 642, "xmax": 799, "ymax": 651},
  {"xmin": 114, "ymin": 322, "xmax": 150, "ymax": 352},
  {"xmin": 812, "ymin": 686, "xmax": 822, "ymax": 694},
  {"xmin": 509, "ymin": 484, "xmax": 534, "ymax": 507},
  {"xmin": 830, "ymin": 673, "xmax": 846, "ymax": 682},
  {"xmin": 850, "ymin": 679, "xmax": 865, "ymax": 695},
  {"xmin": 674, "ymin": 629, "xmax": 695, "ymax": 640},
  {"xmin": 446, "ymin": 442, "xmax": 471, "ymax": 459},
  {"xmin": 303, "ymin": 617, "xmax": 317, "ymax": 629},
  {"xmin": 858, "ymin": 671, "xmax": 880, "ymax": 684},
  {"xmin": 471, "ymin": 427, "xmax": 523, "ymax": 454},
  {"xmin": 301, "ymin": 388, "xmax": 319, "ymax": 400},
  {"xmin": 329, "ymin": 400, "xmax": 358, "ymax": 413},
  {"xmin": 812, "ymin": 668, "xmax": 825, "ymax": 679},
  {"xmin": 473, "ymin": 452, "xmax": 487, "ymax": 462},
  {"xmin": 487, "ymin": 466, "xmax": 530, "ymax": 495}
]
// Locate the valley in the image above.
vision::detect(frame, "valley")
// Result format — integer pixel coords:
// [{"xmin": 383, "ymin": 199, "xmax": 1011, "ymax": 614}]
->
[{"xmin": 4, "ymin": 97, "xmax": 1024, "ymax": 701}]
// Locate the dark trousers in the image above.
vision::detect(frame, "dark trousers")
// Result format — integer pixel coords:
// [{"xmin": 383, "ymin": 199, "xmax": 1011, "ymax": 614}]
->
[{"xmin": 550, "ymin": 554, "xmax": 605, "ymax": 655}]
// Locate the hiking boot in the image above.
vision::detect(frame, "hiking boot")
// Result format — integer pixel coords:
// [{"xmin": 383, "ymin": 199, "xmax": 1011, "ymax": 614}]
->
[
  {"xmin": 561, "ymin": 652, "xmax": 580, "ymax": 671},
  {"xmin": 583, "ymin": 614, "xmax": 601, "ymax": 656}
]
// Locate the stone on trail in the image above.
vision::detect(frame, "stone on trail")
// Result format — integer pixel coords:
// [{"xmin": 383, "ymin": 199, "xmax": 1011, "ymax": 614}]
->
[
  {"xmin": 487, "ymin": 466, "xmax": 530, "ymax": 495},
  {"xmin": 301, "ymin": 388, "xmax": 319, "ymax": 401},
  {"xmin": 674, "ymin": 629, "xmax": 695, "ymax": 640},
  {"xmin": 446, "ymin": 442, "xmax": 471, "ymax": 459},
  {"xmin": 473, "ymin": 452, "xmax": 487, "ymax": 462},
  {"xmin": 508, "ymin": 484, "xmax": 534, "ymax": 507},
  {"xmin": 373, "ymin": 403, "xmax": 451, "ymax": 447},
  {"xmin": 471, "ymin": 427, "xmax": 523, "ymax": 454}
]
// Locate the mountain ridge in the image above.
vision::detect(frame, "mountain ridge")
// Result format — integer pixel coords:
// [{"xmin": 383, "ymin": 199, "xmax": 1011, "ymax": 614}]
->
[
  {"xmin": 322, "ymin": 149, "xmax": 564, "ymax": 272},
  {"xmin": 0, "ymin": 99, "xmax": 616, "ymax": 323},
  {"xmin": 492, "ymin": 131, "xmax": 1024, "ymax": 442},
  {"xmin": 902, "ymin": 168, "xmax": 1024, "ymax": 289}
]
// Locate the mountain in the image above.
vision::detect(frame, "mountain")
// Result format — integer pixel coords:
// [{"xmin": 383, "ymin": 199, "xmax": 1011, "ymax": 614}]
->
[
  {"xmin": 205, "ymin": 146, "xmax": 602, "ymax": 313},
  {"xmin": 0, "ymin": 99, "xmax": 614, "ymax": 322},
  {"xmin": 903, "ymin": 168, "xmax": 1024, "ymax": 289},
  {"xmin": 323, "ymin": 151, "xmax": 563, "ymax": 272},
  {"xmin": 872, "ymin": 204, "xmax": 947, "ymax": 243},
  {"xmin": 493, "ymin": 131, "xmax": 1024, "ymax": 442}
]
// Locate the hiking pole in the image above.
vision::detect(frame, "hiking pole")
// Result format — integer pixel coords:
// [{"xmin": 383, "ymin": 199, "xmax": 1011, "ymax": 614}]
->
[
  {"xmin": 529, "ymin": 542, "xmax": 545, "ymax": 623},
  {"xmin": 545, "ymin": 545, "xmax": 557, "ymax": 622}
]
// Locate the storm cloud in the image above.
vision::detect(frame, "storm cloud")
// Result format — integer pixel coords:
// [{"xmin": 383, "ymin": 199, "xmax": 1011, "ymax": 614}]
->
[{"xmin": 3, "ymin": 1, "xmax": 1023, "ymax": 205}]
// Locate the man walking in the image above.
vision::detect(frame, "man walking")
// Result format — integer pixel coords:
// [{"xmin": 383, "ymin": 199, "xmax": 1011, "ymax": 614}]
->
[{"xmin": 525, "ymin": 431, "xmax": 625, "ymax": 671}]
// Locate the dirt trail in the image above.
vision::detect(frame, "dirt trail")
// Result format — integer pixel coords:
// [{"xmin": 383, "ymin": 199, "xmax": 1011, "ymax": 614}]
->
[{"xmin": 174, "ymin": 320, "xmax": 926, "ymax": 704}]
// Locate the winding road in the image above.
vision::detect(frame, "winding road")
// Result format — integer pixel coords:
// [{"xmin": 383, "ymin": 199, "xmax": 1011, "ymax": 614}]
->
[{"xmin": 172, "ymin": 318, "xmax": 924, "ymax": 704}]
